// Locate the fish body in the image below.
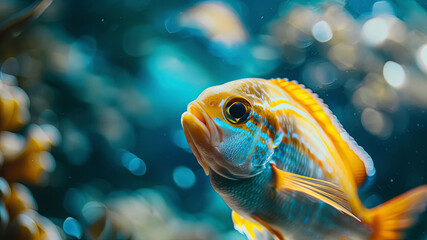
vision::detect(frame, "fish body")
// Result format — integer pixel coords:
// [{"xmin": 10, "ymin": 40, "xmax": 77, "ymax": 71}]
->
[
  {"xmin": 210, "ymin": 165, "xmax": 370, "ymax": 240},
  {"xmin": 181, "ymin": 78, "xmax": 427, "ymax": 240}
]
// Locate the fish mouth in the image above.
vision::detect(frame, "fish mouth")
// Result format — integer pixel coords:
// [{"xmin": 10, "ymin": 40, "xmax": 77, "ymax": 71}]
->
[
  {"xmin": 181, "ymin": 101, "xmax": 220, "ymax": 175},
  {"xmin": 182, "ymin": 101, "xmax": 262, "ymax": 180},
  {"xmin": 186, "ymin": 102, "xmax": 210, "ymax": 139}
]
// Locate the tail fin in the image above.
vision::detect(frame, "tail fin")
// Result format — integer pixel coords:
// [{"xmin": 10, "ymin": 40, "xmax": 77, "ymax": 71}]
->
[{"xmin": 366, "ymin": 185, "xmax": 427, "ymax": 240}]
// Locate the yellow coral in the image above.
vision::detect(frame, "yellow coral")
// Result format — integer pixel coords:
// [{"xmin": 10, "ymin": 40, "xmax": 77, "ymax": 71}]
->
[{"xmin": 0, "ymin": 76, "xmax": 61, "ymax": 239}]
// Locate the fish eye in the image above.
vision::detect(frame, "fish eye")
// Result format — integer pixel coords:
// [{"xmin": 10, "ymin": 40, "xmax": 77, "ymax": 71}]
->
[{"xmin": 224, "ymin": 97, "xmax": 252, "ymax": 124}]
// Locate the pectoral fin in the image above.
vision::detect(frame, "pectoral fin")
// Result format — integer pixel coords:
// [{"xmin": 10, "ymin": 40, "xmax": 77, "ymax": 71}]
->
[
  {"xmin": 232, "ymin": 211, "xmax": 264, "ymax": 240},
  {"xmin": 232, "ymin": 211, "xmax": 283, "ymax": 240},
  {"xmin": 270, "ymin": 163, "xmax": 359, "ymax": 221},
  {"xmin": 251, "ymin": 215, "xmax": 285, "ymax": 240}
]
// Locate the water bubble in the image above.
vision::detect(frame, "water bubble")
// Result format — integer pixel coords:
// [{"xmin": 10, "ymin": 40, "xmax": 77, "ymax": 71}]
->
[
  {"xmin": 173, "ymin": 166, "xmax": 195, "ymax": 189},
  {"xmin": 372, "ymin": 1, "xmax": 394, "ymax": 16},
  {"xmin": 383, "ymin": 61, "xmax": 405, "ymax": 88},
  {"xmin": 416, "ymin": 44, "xmax": 427, "ymax": 74},
  {"xmin": 312, "ymin": 21, "xmax": 333, "ymax": 42},
  {"xmin": 63, "ymin": 217, "xmax": 82, "ymax": 239},
  {"xmin": 362, "ymin": 17, "xmax": 389, "ymax": 46},
  {"xmin": 121, "ymin": 151, "xmax": 146, "ymax": 176},
  {"xmin": 128, "ymin": 158, "xmax": 146, "ymax": 176}
]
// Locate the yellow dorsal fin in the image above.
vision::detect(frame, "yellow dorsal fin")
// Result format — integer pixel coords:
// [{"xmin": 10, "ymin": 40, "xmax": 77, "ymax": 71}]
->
[
  {"xmin": 232, "ymin": 211, "xmax": 265, "ymax": 240},
  {"xmin": 270, "ymin": 78, "xmax": 375, "ymax": 187},
  {"xmin": 271, "ymin": 163, "xmax": 360, "ymax": 221}
]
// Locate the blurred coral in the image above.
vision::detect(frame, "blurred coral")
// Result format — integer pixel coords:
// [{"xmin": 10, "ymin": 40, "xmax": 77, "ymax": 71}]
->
[
  {"xmin": 0, "ymin": 75, "xmax": 61, "ymax": 239},
  {"xmin": 84, "ymin": 189, "xmax": 231, "ymax": 240}
]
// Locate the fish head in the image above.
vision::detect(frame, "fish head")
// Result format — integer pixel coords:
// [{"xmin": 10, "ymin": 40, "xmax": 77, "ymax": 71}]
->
[{"xmin": 181, "ymin": 78, "xmax": 283, "ymax": 179}]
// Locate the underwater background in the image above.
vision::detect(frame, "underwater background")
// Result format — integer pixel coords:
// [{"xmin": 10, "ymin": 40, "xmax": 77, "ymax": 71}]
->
[{"xmin": 0, "ymin": 0, "xmax": 426, "ymax": 239}]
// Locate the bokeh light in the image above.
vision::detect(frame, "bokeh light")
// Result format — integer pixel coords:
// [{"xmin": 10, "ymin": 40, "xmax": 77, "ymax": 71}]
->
[
  {"xmin": 0, "ymin": 0, "xmax": 425, "ymax": 239},
  {"xmin": 383, "ymin": 61, "xmax": 406, "ymax": 88},
  {"xmin": 312, "ymin": 21, "xmax": 333, "ymax": 42},
  {"xmin": 362, "ymin": 17, "xmax": 389, "ymax": 46},
  {"xmin": 63, "ymin": 217, "xmax": 82, "ymax": 239},
  {"xmin": 173, "ymin": 166, "xmax": 196, "ymax": 189},
  {"xmin": 416, "ymin": 44, "xmax": 427, "ymax": 74}
]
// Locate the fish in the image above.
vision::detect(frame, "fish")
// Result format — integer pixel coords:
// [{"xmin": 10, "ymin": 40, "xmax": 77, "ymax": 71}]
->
[{"xmin": 181, "ymin": 78, "xmax": 427, "ymax": 240}]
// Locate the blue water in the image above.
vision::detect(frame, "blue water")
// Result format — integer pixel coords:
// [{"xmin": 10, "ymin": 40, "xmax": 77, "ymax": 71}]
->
[{"xmin": 0, "ymin": 0, "xmax": 426, "ymax": 239}]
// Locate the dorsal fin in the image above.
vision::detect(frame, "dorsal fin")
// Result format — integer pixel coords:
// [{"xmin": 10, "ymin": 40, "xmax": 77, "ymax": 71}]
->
[{"xmin": 270, "ymin": 78, "xmax": 375, "ymax": 187}]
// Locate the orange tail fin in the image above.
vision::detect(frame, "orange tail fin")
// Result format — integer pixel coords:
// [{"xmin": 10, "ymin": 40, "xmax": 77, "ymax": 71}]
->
[{"xmin": 366, "ymin": 185, "xmax": 427, "ymax": 240}]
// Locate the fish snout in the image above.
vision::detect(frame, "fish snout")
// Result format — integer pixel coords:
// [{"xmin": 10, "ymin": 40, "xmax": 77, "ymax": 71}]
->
[
  {"xmin": 188, "ymin": 102, "xmax": 208, "ymax": 126},
  {"xmin": 185, "ymin": 101, "xmax": 223, "ymax": 145},
  {"xmin": 181, "ymin": 101, "xmax": 220, "ymax": 175},
  {"xmin": 182, "ymin": 101, "xmax": 211, "ymax": 141}
]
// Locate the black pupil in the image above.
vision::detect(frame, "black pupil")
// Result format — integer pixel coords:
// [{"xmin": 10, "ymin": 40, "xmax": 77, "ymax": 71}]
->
[{"xmin": 229, "ymin": 102, "xmax": 246, "ymax": 119}]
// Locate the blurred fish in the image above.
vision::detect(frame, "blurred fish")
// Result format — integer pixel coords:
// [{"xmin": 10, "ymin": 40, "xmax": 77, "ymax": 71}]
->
[
  {"xmin": 178, "ymin": 1, "xmax": 247, "ymax": 47},
  {"xmin": 181, "ymin": 78, "xmax": 427, "ymax": 240}
]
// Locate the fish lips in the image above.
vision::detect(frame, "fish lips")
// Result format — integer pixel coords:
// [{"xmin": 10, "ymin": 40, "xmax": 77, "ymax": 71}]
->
[
  {"xmin": 181, "ymin": 101, "xmax": 221, "ymax": 175},
  {"xmin": 182, "ymin": 101, "xmax": 260, "ymax": 180}
]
